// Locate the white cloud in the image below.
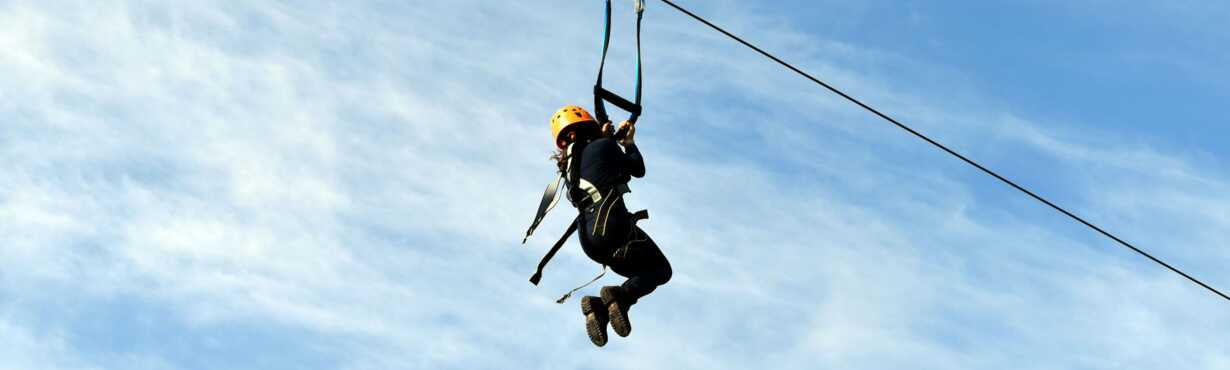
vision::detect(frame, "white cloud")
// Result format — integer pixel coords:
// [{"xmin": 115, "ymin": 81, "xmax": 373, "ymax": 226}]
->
[{"xmin": 1, "ymin": 0, "xmax": 1228, "ymax": 369}]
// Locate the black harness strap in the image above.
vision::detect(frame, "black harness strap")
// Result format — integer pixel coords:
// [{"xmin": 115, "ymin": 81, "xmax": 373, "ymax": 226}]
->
[
  {"xmin": 529, "ymin": 215, "xmax": 580, "ymax": 286},
  {"xmin": 528, "ymin": 141, "xmax": 588, "ymax": 285},
  {"xmin": 522, "ymin": 176, "xmax": 563, "ymax": 244}
]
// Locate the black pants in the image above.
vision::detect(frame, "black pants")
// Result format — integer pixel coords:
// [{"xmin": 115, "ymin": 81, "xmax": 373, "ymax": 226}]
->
[{"xmin": 582, "ymin": 226, "xmax": 672, "ymax": 305}]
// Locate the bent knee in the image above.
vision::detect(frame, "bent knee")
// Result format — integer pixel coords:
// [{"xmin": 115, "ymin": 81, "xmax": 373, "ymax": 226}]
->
[{"xmin": 659, "ymin": 261, "xmax": 673, "ymax": 285}]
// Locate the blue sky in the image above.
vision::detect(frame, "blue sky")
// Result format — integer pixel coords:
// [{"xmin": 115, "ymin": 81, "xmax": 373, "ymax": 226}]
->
[{"xmin": 2, "ymin": 1, "xmax": 1228, "ymax": 369}]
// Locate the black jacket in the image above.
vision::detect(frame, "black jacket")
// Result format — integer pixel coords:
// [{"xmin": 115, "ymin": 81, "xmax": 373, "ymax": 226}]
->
[{"xmin": 572, "ymin": 138, "xmax": 645, "ymax": 262}]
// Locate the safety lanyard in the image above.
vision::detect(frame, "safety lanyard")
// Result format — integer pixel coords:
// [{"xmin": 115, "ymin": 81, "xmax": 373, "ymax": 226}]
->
[{"xmin": 594, "ymin": 0, "xmax": 645, "ymax": 129}]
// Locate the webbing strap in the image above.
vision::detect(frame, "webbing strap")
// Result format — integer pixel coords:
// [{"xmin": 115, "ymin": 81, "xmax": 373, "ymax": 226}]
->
[
  {"xmin": 555, "ymin": 266, "xmax": 607, "ymax": 304},
  {"xmin": 633, "ymin": 0, "xmax": 643, "ymax": 112},
  {"xmin": 594, "ymin": 0, "xmax": 645, "ymax": 130},
  {"xmin": 529, "ymin": 216, "xmax": 580, "ymax": 285},
  {"xmin": 522, "ymin": 176, "xmax": 564, "ymax": 244}
]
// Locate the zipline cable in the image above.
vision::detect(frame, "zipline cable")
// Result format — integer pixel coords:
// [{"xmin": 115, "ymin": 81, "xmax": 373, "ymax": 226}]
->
[{"xmin": 657, "ymin": 0, "xmax": 1230, "ymax": 303}]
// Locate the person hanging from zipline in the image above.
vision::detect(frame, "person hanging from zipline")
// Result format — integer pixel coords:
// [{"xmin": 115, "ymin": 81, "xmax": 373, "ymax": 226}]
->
[
  {"xmin": 560, "ymin": 106, "xmax": 671, "ymax": 346},
  {"xmin": 521, "ymin": 0, "xmax": 668, "ymax": 347},
  {"xmin": 523, "ymin": 106, "xmax": 671, "ymax": 347}
]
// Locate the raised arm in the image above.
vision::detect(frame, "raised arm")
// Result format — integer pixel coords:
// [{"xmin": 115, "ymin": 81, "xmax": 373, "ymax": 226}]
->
[
  {"xmin": 616, "ymin": 121, "xmax": 645, "ymax": 178},
  {"xmin": 623, "ymin": 143, "xmax": 646, "ymax": 178}
]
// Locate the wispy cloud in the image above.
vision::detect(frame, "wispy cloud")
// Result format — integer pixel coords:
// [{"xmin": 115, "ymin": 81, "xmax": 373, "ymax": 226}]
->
[{"xmin": 2, "ymin": 1, "xmax": 1227, "ymax": 369}]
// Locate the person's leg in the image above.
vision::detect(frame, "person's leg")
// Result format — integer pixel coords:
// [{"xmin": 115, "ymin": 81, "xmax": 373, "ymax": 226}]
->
[
  {"xmin": 604, "ymin": 226, "xmax": 671, "ymax": 337},
  {"xmin": 610, "ymin": 239, "xmax": 671, "ymax": 304}
]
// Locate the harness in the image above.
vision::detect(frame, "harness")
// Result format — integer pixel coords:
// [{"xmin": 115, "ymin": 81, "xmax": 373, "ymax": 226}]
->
[{"xmin": 522, "ymin": 142, "xmax": 648, "ymax": 303}]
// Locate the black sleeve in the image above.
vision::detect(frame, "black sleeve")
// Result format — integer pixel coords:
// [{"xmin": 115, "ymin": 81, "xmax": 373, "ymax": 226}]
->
[{"xmin": 623, "ymin": 143, "xmax": 646, "ymax": 178}]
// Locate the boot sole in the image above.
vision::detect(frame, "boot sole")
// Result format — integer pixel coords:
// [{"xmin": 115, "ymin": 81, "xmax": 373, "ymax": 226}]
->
[
  {"xmin": 580, "ymin": 296, "xmax": 608, "ymax": 347},
  {"xmin": 601, "ymin": 287, "xmax": 631, "ymax": 337}
]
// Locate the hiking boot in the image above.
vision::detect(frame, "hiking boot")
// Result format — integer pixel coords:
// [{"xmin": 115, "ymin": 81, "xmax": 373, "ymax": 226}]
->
[
  {"xmin": 580, "ymin": 295, "xmax": 609, "ymax": 347},
  {"xmin": 601, "ymin": 286, "xmax": 632, "ymax": 337}
]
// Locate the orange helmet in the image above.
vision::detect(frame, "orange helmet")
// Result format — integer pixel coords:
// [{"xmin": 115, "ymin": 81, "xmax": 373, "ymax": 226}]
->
[{"xmin": 550, "ymin": 105, "xmax": 598, "ymax": 149}]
